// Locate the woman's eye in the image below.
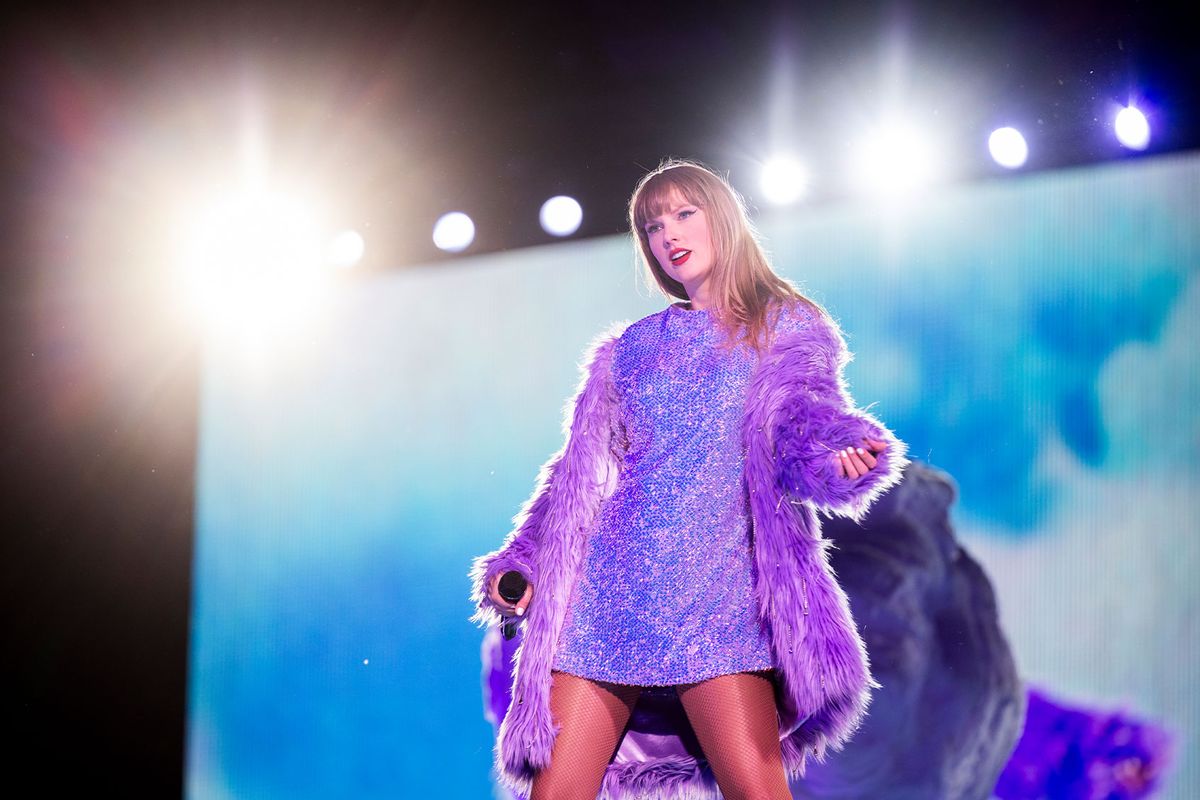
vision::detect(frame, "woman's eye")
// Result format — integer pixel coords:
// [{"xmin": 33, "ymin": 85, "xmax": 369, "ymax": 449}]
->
[
  {"xmin": 646, "ymin": 224, "xmax": 661, "ymax": 234},
  {"xmin": 678, "ymin": 209, "xmax": 694, "ymax": 220}
]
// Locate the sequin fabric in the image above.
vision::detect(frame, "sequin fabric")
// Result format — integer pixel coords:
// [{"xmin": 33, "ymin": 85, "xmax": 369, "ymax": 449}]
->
[{"xmin": 553, "ymin": 302, "xmax": 812, "ymax": 686}]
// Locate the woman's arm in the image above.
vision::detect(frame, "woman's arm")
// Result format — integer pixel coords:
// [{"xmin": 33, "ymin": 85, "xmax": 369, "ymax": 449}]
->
[
  {"xmin": 468, "ymin": 322, "xmax": 627, "ymax": 629},
  {"xmin": 755, "ymin": 305, "xmax": 909, "ymax": 523}
]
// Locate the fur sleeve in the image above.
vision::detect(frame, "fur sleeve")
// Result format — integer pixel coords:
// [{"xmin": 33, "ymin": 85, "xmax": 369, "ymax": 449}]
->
[
  {"xmin": 766, "ymin": 304, "xmax": 909, "ymax": 522},
  {"xmin": 468, "ymin": 321, "xmax": 629, "ymax": 629}
]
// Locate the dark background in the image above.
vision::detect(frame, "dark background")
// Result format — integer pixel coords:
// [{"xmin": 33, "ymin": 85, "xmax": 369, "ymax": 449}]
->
[{"xmin": 1, "ymin": 1, "xmax": 1194, "ymax": 792}]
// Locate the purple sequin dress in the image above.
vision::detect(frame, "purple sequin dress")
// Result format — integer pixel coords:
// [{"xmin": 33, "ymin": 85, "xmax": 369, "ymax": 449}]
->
[{"xmin": 553, "ymin": 302, "xmax": 781, "ymax": 685}]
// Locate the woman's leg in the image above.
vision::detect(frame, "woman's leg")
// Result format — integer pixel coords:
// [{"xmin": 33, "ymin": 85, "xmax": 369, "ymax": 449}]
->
[
  {"xmin": 530, "ymin": 670, "xmax": 642, "ymax": 800},
  {"xmin": 675, "ymin": 670, "xmax": 792, "ymax": 800}
]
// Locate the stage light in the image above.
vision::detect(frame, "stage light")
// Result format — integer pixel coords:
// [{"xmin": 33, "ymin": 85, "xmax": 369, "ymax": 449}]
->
[
  {"xmin": 539, "ymin": 196, "xmax": 583, "ymax": 237},
  {"xmin": 327, "ymin": 229, "xmax": 365, "ymax": 269},
  {"xmin": 1115, "ymin": 105, "xmax": 1150, "ymax": 150},
  {"xmin": 760, "ymin": 156, "xmax": 810, "ymax": 205},
  {"xmin": 177, "ymin": 187, "xmax": 330, "ymax": 337},
  {"xmin": 849, "ymin": 121, "xmax": 942, "ymax": 198},
  {"xmin": 433, "ymin": 212, "xmax": 475, "ymax": 252},
  {"xmin": 988, "ymin": 127, "xmax": 1028, "ymax": 169}
]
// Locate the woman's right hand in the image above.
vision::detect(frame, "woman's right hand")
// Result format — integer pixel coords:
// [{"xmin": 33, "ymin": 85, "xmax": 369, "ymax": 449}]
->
[{"xmin": 488, "ymin": 572, "xmax": 534, "ymax": 618}]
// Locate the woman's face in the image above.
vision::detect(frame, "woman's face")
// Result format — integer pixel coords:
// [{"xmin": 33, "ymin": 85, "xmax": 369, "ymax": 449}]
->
[{"xmin": 643, "ymin": 190, "xmax": 714, "ymax": 297}]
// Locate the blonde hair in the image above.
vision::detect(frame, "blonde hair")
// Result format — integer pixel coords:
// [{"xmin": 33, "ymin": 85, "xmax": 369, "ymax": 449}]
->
[{"xmin": 629, "ymin": 158, "xmax": 822, "ymax": 354}]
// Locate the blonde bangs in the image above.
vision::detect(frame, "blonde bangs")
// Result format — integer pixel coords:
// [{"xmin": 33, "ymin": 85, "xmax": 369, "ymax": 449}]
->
[{"xmin": 631, "ymin": 170, "xmax": 711, "ymax": 231}]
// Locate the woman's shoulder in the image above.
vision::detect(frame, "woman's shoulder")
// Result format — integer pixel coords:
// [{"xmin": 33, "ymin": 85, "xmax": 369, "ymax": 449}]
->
[
  {"xmin": 766, "ymin": 297, "xmax": 848, "ymax": 356},
  {"xmin": 575, "ymin": 318, "xmax": 634, "ymax": 367},
  {"xmin": 615, "ymin": 306, "xmax": 671, "ymax": 342},
  {"xmin": 575, "ymin": 307, "xmax": 672, "ymax": 365},
  {"xmin": 768, "ymin": 297, "xmax": 823, "ymax": 337}
]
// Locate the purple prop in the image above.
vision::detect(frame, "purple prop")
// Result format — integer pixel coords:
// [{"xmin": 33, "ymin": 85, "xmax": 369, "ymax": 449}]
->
[
  {"xmin": 481, "ymin": 624, "xmax": 520, "ymax": 733},
  {"xmin": 793, "ymin": 461, "xmax": 1025, "ymax": 798},
  {"xmin": 994, "ymin": 687, "xmax": 1175, "ymax": 800}
]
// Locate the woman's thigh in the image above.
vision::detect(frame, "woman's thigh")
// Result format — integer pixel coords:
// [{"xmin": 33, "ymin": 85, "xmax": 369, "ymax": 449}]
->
[
  {"xmin": 530, "ymin": 670, "xmax": 642, "ymax": 800},
  {"xmin": 675, "ymin": 670, "xmax": 791, "ymax": 800}
]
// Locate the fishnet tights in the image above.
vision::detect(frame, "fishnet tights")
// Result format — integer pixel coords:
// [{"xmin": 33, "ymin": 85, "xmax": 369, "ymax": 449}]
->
[{"xmin": 530, "ymin": 669, "xmax": 791, "ymax": 800}]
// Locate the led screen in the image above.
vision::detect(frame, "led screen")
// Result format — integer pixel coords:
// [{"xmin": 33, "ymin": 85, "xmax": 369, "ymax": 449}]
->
[{"xmin": 187, "ymin": 154, "xmax": 1200, "ymax": 798}]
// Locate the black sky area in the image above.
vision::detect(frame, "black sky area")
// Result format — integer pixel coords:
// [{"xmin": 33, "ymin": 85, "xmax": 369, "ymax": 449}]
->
[{"xmin": 1, "ymin": 0, "xmax": 1194, "ymax": 793}]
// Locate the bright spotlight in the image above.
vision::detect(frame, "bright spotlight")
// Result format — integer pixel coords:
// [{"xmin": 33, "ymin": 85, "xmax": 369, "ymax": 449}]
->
[
  {"xmin": 988, "ymin": 127, "xmax": 1028, "ymax": 169},
  {"xmin": 850, "ymin": 121, "xmax": 943, "ymax": 198},
  {"xmin": 327, "ymin": 229, "xmax": 365, "ymax": 269},
  {"xmin": 760, "ymin": 156, "xmax": 810, "ymax": 205},
  {"xmin": 177, "ymin": 188, "xmax": 329, "ymax": 337},
  {"xmin": 433, "ymin": 212, "xmax": 475, "ymax": 252},
  {"xmin": 539, "ymin": 196, "xmax": 583, "ymax": 237},
  {"xmin": 1114, "ymin": 105, "xmax": 1150, "ymax": 150}
]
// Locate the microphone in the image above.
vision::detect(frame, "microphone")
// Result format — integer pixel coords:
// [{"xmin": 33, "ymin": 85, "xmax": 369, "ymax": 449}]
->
[
  {"xmin": 498, "ymin": 571, "xmax": 528, "ymax": 603},
  {"xmin": 498, "ymin": 571, "xmax": 528, "ymax": 641}
]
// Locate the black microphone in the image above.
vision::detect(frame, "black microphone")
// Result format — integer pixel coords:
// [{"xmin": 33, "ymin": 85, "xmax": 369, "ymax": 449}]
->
[
  {"xmin": 498, "ymin": 570, "xmax": 528, "ymax": 603},
  {"xmin": 498, "ymin": 571, "xmax": 528, "ymax": 640}
]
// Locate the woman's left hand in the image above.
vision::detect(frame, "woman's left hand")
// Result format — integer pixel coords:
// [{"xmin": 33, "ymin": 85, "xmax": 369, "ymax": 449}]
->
[{"xmin": 834, "ymin": 437, "xmax": 889, "ymax": 479}]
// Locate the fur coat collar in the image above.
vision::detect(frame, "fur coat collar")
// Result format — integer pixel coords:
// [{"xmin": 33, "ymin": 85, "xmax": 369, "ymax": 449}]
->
[{"xmin": 470, "ymin": 301, "xmax": 909, "ymax": 799}]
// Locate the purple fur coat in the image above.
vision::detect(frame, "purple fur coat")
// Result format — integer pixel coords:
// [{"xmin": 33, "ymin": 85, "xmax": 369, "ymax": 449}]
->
[{"xmin": 469, "ymin": 302, "xmax": 909, "ymax": 799}]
